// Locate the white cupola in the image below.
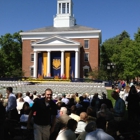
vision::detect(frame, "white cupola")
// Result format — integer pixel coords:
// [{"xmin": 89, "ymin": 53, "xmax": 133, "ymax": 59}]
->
[{"xmin": 53, "ymin": 0, "xmax": 76, "ymax": 27}]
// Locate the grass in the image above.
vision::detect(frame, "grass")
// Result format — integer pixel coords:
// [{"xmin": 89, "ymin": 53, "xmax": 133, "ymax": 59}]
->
[{"xmin": 107, "ymin": 89, "xmax": 115, "ymax": 107}]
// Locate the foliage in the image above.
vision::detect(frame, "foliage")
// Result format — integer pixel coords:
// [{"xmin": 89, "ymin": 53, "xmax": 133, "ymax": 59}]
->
[
  {"xmin": 88, "ymin": 67, "xmax": 107, "ymax": 80},
  {"xmin": 0, "ymin": 31, "xmax": 23, "ymax": 77},
  {"xmin": 100, "ymin": 29, "xmax": 140, "ymax": 82}
]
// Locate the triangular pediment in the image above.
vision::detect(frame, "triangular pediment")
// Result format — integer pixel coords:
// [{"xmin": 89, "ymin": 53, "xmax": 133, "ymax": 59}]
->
[{"xmin": 32, "ymin": 35, "xmax": 80, "ymax": 46}]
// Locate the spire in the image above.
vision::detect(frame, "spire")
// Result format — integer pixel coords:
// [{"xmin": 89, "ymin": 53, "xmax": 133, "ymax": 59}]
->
[{"xmin": 53, "ymin": 0, "xmax": 76, "ymax": 27}]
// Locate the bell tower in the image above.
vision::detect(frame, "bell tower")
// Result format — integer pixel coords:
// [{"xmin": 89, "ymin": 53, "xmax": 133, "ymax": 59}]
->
[{"xmin": 53, "ymin": 0, "xmax": 76, "ymax": 27}]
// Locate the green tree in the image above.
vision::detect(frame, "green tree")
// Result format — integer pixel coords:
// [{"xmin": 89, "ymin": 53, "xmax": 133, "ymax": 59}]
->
[
  {"xmin": 100, "ymin": 31, "xmax": 132, "ymax": 81},
  {"xmin": 0, "ymin": 31, "xmax": 22, "ymax": 77}
]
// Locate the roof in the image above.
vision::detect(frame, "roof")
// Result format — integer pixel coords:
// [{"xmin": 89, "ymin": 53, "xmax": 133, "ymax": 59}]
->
[{"xmin": 25, "ymin": 25, "xmax": 99, "ymax": 32}]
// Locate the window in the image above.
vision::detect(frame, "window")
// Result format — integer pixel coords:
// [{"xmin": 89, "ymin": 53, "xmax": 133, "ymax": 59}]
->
[
  {"xmin": 83, "ymin": 65, "xmax": 89, "ymax": 78},
  {"xmin": 30, "ymin": 67, "xmax": 34, "ymax": 77},
  {"xmin": 84, "ymin": 69, "xmax": 89, "ymax": 77},
  {"xmin": 84, "ymin": 40, "xmax": 89, "ymax": 49},
  {"xmin": 84, "ymin": 53, "xmax": 89, "ymax": 62},
  {"xmin": 59, "ymin": 3, "xmax": 61, "ymax": 14},
  {"xmin": 62, "ymin": 3, "xmax": 66, "ymax": 13},
  {"xmin": 67, "ymin": 3, "xmax": 69, "ymax": 13},
  {"xmin": 31, "ymin": 54, "xmax": 34, "ymax": 62}
]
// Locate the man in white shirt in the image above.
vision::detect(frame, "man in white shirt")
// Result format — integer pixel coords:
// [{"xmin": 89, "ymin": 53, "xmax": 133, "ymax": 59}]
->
[
  {"xmin": 75, "ymin": 112, "xmax": 88, "ymax": 134},
  {"xmin": 6, "ymin": 87, "xmax": 18, "ymax": 120},
  {"xmin": 61, "ymin": 94, "xmax": 69, "ymax": 105}
]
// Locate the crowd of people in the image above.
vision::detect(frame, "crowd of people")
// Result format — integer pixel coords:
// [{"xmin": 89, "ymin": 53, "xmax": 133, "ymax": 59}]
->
[{"xmin": 0, "ymin": 81, "xmax": 140, "ymax": 140}]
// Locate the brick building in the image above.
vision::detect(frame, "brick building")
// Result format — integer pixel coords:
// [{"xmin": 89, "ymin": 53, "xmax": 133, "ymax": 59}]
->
[{"xmin": 20, "ymin": 0, "xmax": 101, "ymax": 79}]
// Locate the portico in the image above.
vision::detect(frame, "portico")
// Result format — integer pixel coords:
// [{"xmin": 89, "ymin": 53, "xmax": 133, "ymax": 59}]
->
[{"xmin": 32, "ymin": 35, "xmax": 81, "ymax": 79}]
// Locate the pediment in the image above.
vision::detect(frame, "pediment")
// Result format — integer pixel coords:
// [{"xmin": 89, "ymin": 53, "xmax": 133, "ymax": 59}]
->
[{"xmin": 32, "ymin": 35, "xmax": 80, "ymax": 46}]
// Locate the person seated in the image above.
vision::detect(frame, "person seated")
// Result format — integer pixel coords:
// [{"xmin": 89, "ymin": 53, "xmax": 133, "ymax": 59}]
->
[
  {"xmin": 69, "ymin": 105, "xmax": 80, "ymax": 122},
  {"xmin": 85, "ymin": 117, "xmax": 114, "ymax": 140},
  {"xmin": 76, "ymin": 121, "xmax": 96, "ymax": 140},
  {"xmin": 97, "ymin": 104, "xmax": 114, "ymax": 121},
  {"xmin": 75, "ymin": 112, "xmax": 88, "ymax": 134},
  {"xmin": 50, "ymin": 107, "xmax": 71, "ymax": 140},
  {"xmin": 56, "ymin": 119, "xmax": 77, "ymax": 140},
  {"xmin": 20, "ymin": 102, "xmax": 31, "ymax": 129},
  {"xmin": 100, "ymin": 93, "xmax": 113, "ymax": 110},
  {"xmin": 86, "ymin": 106, "xmax": 96, "ymax": 118}
]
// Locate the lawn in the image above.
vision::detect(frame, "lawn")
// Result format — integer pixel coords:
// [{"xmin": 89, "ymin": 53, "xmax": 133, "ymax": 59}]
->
[{"xmin": 107, "ymin": 89, "xmax": 115, "ymax": 107}]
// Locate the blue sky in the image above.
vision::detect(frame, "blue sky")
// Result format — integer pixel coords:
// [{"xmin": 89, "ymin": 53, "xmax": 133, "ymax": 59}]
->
[{"xmin": 0, "ymin": 0, "xmax": 140, "ymax": 42}]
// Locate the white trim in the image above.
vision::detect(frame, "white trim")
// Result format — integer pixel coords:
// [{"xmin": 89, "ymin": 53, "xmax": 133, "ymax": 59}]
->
[
  {"xmin": 32, "ymin": 46, "xmax": 79, "ymax": 52},
  {"xmin": 20, "ymin": 33, "xmax": 101, "ymax": 42},
  {"xmin": 32, "ymin": 35, "xmax": 81, "ymax": 45},
  {"xmin": 20, "ymin": 30, "xmax": 101, "ymax": 35}
]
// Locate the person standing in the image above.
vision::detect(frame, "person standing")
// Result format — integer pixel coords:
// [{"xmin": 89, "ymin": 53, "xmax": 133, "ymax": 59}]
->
[
  {"xmin": 126, "ymin": 85, "xmax": 140, "ymax": 121},
  {"xmin": 27, "ymin": 88, "xmax": 57, "ymax": 140},
  {"xmin": 6, "ymin": 87, "xmax": 18, "ymax": 120},
  {"xmin": 111, "ymin": 91, "xmax": 125, "ymax": 121}
]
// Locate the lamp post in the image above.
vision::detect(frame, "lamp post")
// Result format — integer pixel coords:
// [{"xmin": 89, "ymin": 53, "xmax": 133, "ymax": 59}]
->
[{"xmin": 107, "ymin": 63, "xmax": 116, "ymax": 81}]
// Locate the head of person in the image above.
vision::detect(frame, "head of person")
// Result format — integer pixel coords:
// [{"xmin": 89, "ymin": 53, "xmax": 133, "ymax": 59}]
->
[
  {"xmin": 86, "ymin": 106, "xmax": 95, "ymax": 116},
  {"xmin": 75, "ymin": 93, "xmax": 78, "ymax": 97},
  {"xmin": 67, "ymin": 119, "xmax": 77, "ymax": 131},
  {"xmin": 129, "ymin": 85, "xmax": 137, "ymax": 95},
  {"xmin": 100, "ymin": 104, "xmax": 107, "ymax": 111},
  {"xmin": 59, "ymin": 107, "xmax": 67, "ymax": 116},
  {"xmin": 57, "ymin": 102, "xmax": 63, "ymax": 110},
  {"xmin": 30, "ymin": 94, "xmax": 34, "ymax": 100},
  {"xmin": 70, "ymin": 105, "xmax": 77, "ymax": 114},
  {"xmin": 6, "ymin": 87, "xmax": 13, "ymax": 94},
  {"xmin": 111, "ymin": 91, "xmax": 119, "ymax": 100},
  {"xmin": 26, "ymin": 91, "xmax": 30, "ymax": 97},
  {"xmin": 33, "ymin": 91, "xmax": 37, "ymax": 95},
  {"xmin": 93, "ymin": 93, "xmax": 98, "ymax": 99},
  {"xmin": 22, "ymin": 102, "xmax": 30, "ymax": 110},
  {"xmin": 0, "ymin": 93, "xmax": 3, "ymax": 99},
  {"xmin": 17, "ymin": 93, "xmax": 22, "ymax": 98},
  {"xmin": 80, "ymin": 112, "xmax": 88, "ymax": 122},
  {"xmin": 102, "ymin": 92, "xmax": 106, "ymax": 99},
  {"xmin": 45, "ymin": 88, "xmax": 53, "ymax": 102},
  {"xmin": 85, "ymin": 121, "xmax": 96, "ymax": 133},
  {"xmin": 62, "ymin": 93, "xmax": 66, "ymax": 98}
]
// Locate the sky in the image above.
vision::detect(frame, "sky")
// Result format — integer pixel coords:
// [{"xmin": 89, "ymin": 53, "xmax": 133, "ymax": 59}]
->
[{"xmin": 0, "ymin": 0, "xmax": 140, "ymax": 42}]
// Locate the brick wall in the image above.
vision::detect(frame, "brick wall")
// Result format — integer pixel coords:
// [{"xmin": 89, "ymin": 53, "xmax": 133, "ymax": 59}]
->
[{"xmin": 22, "ymin": 40, "xmax": 33, "ymax": 77}]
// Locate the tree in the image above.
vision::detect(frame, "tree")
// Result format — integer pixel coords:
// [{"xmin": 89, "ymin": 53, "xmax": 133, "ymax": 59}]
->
[
  {"xmin": 100, "ymin": 31, "xmax": 133, "ymax": 81},
  {"xmin": 0, "ymin": 31, "xmax": 23, "ymax": 77}
]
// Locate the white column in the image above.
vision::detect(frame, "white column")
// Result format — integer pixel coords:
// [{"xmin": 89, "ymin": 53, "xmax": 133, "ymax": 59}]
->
[
  {"xmin": 61, "ymin": 3, "xmax": 62, "ymax": 14},
  {"xmin": 57, "ymin": 3, "xmax": 59, "ymax": 14},
  {"xmin": 33, "ymin": 51, "xmax": 38, "ymax": 78},
  {"xmin": 75, "ymin": 51, "xmax": 79, "ymax": 78},
  {"xmin": 69, "ymin": 2, "xmax": 71, "ymax": 15},
  {"xmin": 61, "ymin": 51, "xmax": 64, "ymax": 77},
  {"xmin": 47, "ymin": 51, "xmax": 51, "ymax": 77},
  {"xmin": 65, "ymin": 3, "xmax": 67, "ymax": 14}
]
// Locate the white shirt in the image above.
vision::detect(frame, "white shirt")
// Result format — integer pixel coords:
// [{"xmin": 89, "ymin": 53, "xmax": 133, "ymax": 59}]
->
[
  {"xmin": 56, "ymin": 129, "xmax": 76, "ymax": 140},
  {"xmin": 6, "ymin": 93, "xmax": 17, "ymax": 111},
  {"xmin": 24, "ymin": 96, "xmax": 33, "ymax": 105},
  {"xmin": 75, "ymin": 121, "xmax": 87, "ymax": 134},
  {"xmin": 85, "ymin": 129, "xmax": 114, "ymax": 140},
  {"xmin": 62, "ymin": 98, "xmax": 69, "ymax": 105},
  {"xmin": 17, "ymin": 102, "xmax": 24, "ymax": 114}
]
